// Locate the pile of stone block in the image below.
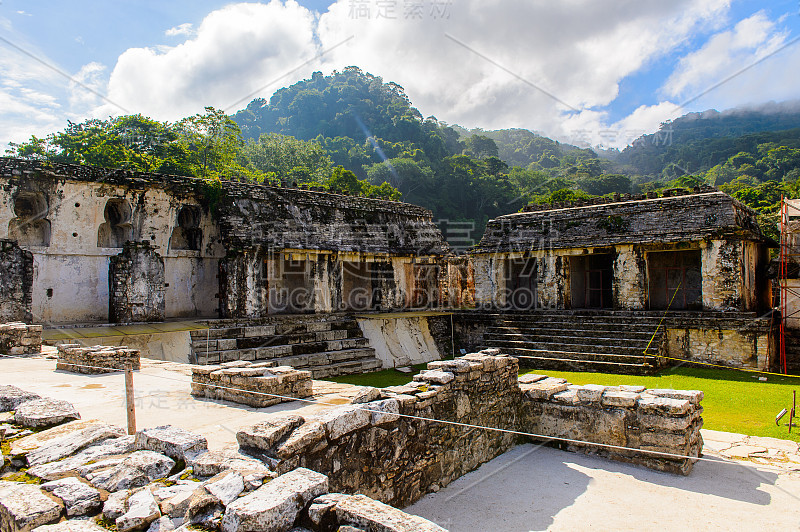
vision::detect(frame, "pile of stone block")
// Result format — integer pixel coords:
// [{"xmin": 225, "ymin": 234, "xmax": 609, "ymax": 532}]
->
[
  {"xmin": 519, "ymin": 374, "xmax": 704, "ymax": 474},
  {"xmin": 191, "ymin": 360, "xmax": 313, "ymax": 407},
  {"xmin": 0, "ymin": 322, "xmax": 42, "ymax": 356},
  {"xmin": 0, "ymin": 384, "xmax": 444, "ymax": 532},
  {"xmin": 55, "ymin": 344, "xmax": 141, "ymax": 374}
]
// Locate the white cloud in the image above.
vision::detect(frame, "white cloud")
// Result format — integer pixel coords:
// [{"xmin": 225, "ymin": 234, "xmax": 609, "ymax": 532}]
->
[
  {"xmin": 102, "ymin": 1, "xmax": 320, "ymax": 121},
  {"xmin": 166, "ymin": 23, "xmax": 194, "ymax": 37}
]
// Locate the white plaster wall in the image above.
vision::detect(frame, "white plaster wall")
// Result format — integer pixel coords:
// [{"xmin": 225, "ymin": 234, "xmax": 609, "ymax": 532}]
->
[
  {"xmin": 536, "ymin": 255, "xmax": 565, "ymax": 309},
  {"xmin": 357, "ymin": 316, "xmax": 442, "ymax": 368},
  {"xmin": 0, "ymin": 180, "xmax": 224, "ymax": 323}
]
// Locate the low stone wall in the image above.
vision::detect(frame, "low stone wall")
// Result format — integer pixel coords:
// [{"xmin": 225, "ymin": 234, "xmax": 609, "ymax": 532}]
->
[
  {"xmin": 664, "ymin": 319, "xmax": 774, "ymax": 371},
  {"xmin": 0, "ymin": 322, "xmax": 42, "ymax": 356},
  {"xmin": 518, "ymin": 374, "xmax": 703, "ymax": 474},
  {"xmin": 237, "ymin": 352, "xmax": 519, "ymax": 508},
  {"xmin": 191, "ymin": 361, "xmax": 313, "ymax": 407},
  {"xmin": 55, "ymin": 344, "xmax": 141, "ymax": 373},
  {"xmin": 236, "ymin": 351, "xmax": 704, "ymax": 509}
]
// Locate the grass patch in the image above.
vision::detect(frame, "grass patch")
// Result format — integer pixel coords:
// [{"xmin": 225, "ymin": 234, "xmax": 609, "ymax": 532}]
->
[
  {"xmin": 524, "ymin": 366, "xmax": 800, "ymax": 442},
  {"xmin": 325, "ymin": 364, "xmax": 428, "ymax": 388}
]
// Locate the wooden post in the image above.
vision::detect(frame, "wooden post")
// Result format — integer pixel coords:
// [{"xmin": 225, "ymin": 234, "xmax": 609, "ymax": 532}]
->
[{"xmin": 125, "ymin": 364, "xmax": 136, "ymax": 435}]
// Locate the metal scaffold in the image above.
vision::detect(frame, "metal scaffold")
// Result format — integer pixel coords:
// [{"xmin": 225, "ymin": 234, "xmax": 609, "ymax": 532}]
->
[{"xmin": 779, "ymin": 197, "xmax": 800, "ymax": 374}]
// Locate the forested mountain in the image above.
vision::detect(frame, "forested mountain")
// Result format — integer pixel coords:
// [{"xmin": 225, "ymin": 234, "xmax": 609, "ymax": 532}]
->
[{"xmin": 7, "ymin": 68, "xmax": 800, "ymax": 246}]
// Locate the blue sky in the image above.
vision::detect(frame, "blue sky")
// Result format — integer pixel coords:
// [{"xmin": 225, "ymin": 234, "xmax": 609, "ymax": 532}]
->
[{"xmin": 1, "ymin": 0, "xmax": 799, "ymax": 150}]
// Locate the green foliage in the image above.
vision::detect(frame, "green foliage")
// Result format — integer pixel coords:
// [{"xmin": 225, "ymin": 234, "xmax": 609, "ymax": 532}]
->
[{"xmin": 242, "ymin": 133, "xmax": 332, "ymax": 183}]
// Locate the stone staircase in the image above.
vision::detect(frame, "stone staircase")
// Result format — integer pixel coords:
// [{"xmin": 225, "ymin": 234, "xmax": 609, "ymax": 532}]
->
[
  {"xmin": 190, "ymin": 315, "xmax": 382, "ymax": 378},
  {"xmin": 480, "ymin": 310, "xmax": 667, "ymax": 375}
]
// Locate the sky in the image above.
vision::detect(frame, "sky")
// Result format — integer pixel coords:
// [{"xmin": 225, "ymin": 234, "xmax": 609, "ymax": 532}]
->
[{"xmin": 1, "ymin": 0, "xmax": 800, "ymax": 152}]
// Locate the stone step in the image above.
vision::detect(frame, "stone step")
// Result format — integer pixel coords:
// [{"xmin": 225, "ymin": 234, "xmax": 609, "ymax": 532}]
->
[
  {"xmin": 306, "ymin": 357, "xmax": 383, "ymax": 379},
  {"xmin": 511, "ymin": 354, "xmax": 657, "ymax": 375},
  {"xmin": 491, "ymin": 310, "xmax": 759, "ymax": 320},
  {"xmin": 197, "ymin": 346, "xmax": 378, "ymax": 368},
  {"xmin": 267, "ymin": 349, "xmax": 382, "ymax": 378},
  {"xmin": 485, "ymin": 339, "xmax": 654, "ymax": 355},
  {"xmin": 193, "ymin": 338, "xmax": 372, "ymax": 363},
  {"xmin": 486, "ymin": 326, "xmax": 658, "ymax": 340},
  {"xmin": 484, "ymin": 332, "xmax": 659, "ymax": 347},
  {"xmin": 491, "ymin": 346, "xmax": 658, "ymax": 365},
  {"xmin": 191, "ymin": 329, "xmax": 366, "ymax": 352},
  {"xmin": 188, "ymin": 319, "xmax": 361, "ymax": 340},
  {"xmin": 491, "ymin": 321, "xmax": 664, "ymax": 333}
]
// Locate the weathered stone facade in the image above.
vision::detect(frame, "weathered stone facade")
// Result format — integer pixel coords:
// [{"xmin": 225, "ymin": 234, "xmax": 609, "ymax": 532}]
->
[
  {"xmin": 109, "ymin": 241, "xmax": 166, "ymax": 323},
  {"xmin": 0, "ymin": 239, "xmax": 33, "ymax": 323},
  {"xmin": 191, "ymin": 361, "xmax": 313, "ymax": 407},
  {"xmin": 472, "ymin": 188, "xmax": 773, "ymax": 313},
  {"xmin": 0, "ymin": 158, "xmax": 450, "ymax": 324},
  {"xmin": 55, "ymin": 344, "xmax": 141, "ymax": 373},
  {"xmin": 236, "ymin": 352, "xmax": 704, "ymax": 509},
  {"xmin": 0, "ymin": 322, "xmax": 42, "ymax": 356}
]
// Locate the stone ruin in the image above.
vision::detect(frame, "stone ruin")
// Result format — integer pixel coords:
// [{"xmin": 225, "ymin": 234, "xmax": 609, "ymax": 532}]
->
[
  {"xmin": 191, "ymin": 361, "xmax": 313, "ymax": 407},
  {"xmin": 0, "ymin": 386, "xmax": 444, "ymax": 532},
  {"xmin": 55, "ymin": 344, "xmax": 141, "ymax": 374},
  {"xmin": 234, "ymin": 351, "xmax": 704, "ymax": 510},
  {"xmin": 0, "ymin": 323, "xmax": 42, "ymax": 357}
]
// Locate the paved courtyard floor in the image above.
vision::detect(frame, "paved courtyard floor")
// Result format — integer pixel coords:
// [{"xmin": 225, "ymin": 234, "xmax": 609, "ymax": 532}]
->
[{"xmin": 3, "ymin": 353, "xmax": 799, "ymax": 531}]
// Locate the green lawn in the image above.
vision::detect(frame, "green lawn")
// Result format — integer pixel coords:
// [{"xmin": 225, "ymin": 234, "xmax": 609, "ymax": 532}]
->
[
  {"xmin": 326, "ymin": 364, "xmax": 428, "ymax": 388},
  {"xmin": 325, "ymin": 364, "xmax": 800, "ymax": 441}
]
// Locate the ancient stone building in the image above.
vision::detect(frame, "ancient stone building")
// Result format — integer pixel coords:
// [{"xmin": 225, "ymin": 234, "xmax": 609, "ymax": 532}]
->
[
  {"xmin": 471, "ymin": 186, "xmax": 772, "ymax": 313},
  {"xmin": 462, "ymin": 187, "xmax": 777, "ymax": 371},
  {"xmin": 0, "ymin": 158, "xmax": 449, "ymax": 324}
]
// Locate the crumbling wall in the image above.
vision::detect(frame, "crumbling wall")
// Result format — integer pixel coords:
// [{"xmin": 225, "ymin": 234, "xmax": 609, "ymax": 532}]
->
[
  {"xmin": 109, "ymin": 241, "xmax": 166, "ymax": 323},
  {"xmin": 471, "ymin": 255, "xmax": 504, "ymax": 309},
  {"xmin": 0, "ymin": 239, "xmax": 33, "ymax": 323},
  {"xmin": 237, "ymin": 353, "xmax": 520, "ymax": 508},
  {"xmin": 613, "ymin": 244, "xmax": 647, "ymax": 309},
  {"xmin": 536, "ymin": 255, "xmax": 567, "ymax": 309},
  {"xmin": 518, "ymin": 375, "xmax": 703, "ymax": 475},
  {"xmin": 664, "ymin": 319, "xmax": 774, "ymax": 370},
  {"xmin": 218, "ymin": 250, "xmax": 269, "ymax": 319},
  {"xmin": 191, "ymin": 361, "xmax": 313, "ymax": 407},
  {"xmin": 56, "ymin": 344, "xmax": 140, "ymax": 373},
  {"xmin": 0, "ymin": 323, "xmax": 41, "ymax": 355},
  {"xmin": 701, "ymin": 239, "xmax": 744, "ymax": 311},
  {"xmin": 236, "ymin": 352, "xmax": 704, "ymax": 509}
]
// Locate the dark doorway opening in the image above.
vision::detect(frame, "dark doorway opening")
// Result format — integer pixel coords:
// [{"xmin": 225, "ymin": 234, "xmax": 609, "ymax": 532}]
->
[
  {"xmin": 342, "ymin": 261, "xmax": 372, "ymax": 311},
  {"xmin": 570, "ymin": 254, "xmax": 614, "ymax": 309},
  {"xmin": 506, "ymin": 257, "xmax": 538, "ymax": 310},
  {"xmin": 647, "ymin": 250, "xmax": 702, "ymax": 310},
  {"xmin": 282, "ymin": 258, "xmax": 311, "ymax": 313}
]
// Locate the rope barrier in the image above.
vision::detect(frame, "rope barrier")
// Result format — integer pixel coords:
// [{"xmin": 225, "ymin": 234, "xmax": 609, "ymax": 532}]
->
[{"xmin": 0, "ymin": 350, "xmax": 792, "ymax": 470}]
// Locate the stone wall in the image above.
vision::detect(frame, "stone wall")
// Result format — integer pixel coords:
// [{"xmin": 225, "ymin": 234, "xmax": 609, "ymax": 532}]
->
[
  {"xmin": 55, "ymin": 344, "xmax": 141, "ymax": 373},
  {"xmin": 235, "ymin": 352, "xmax": 704, "ymax": 509},
  {"xmin": 664, "ymin": 318, "xmax": 775, "ymax": 370},
  {"xmin": 0, "ymin": 239, "xmax": 33, "ymax": 323},
  {"xmin": 236, "ymin": 352, "xmax": 520, "ymax": 508},
  {"xmin": 109, "ymin": 241, "xmax": 166, "ymax": 323},
  {"xmin": 191, "ymin": 361, "xmax": 313, "ymax": 407},
  {"xmin": 0, "ymin": 322, "xmax": 42, "ymax": 356},
  {"xmin": 518, "ymin": 374, "xmax": 703, "ymax": 474}
]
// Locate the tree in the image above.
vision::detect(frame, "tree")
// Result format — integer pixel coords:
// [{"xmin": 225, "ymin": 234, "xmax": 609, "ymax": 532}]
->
[
  {"xmin": 243, "ymin": 133, "xmax": 332, "ymax": 183},
  {"xmin": 176, "ymin": 107, "xmax": 244, "ymax": 179},
  {"xmin": 463, "ymin": 135, "xmax": 499, "ymax": 159}
]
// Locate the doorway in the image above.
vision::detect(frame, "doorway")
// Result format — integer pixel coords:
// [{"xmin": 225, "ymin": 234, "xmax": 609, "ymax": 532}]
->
[{"xmin": 570, "ymin": 254, "xmax": 614, "ymax": 309}]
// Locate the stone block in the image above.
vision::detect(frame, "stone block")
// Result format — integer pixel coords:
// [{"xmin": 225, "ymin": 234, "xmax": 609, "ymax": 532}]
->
[
  {"xmin": 318, "ymin": 405, "xmax": 371, "ymax": 440},
  {"xmin": 413, "ymin": 370, "xmax": 454, "ymax": 385},
  {"xmin": 522, "ymin": 377, "xmax": 568, "ymax": 400},
  {"xmin": 274, "ymin": 421, "xmax": 326, "ymax": 459},
  {"xmin": 637, "ymin": 396, "xmax": 692, "ymax": 416},
  {"xmin": 237, "ymin": 414, "xmax": 304, "ymax": 451},
  {"xmin": 0, "ymin": 385, "xmax": 40, "ymax": 412},
  {"xmin": 367, "ymin": 399, "xmax": 400, "ymax": 426},
  {"xmin": 313, "ymin": 493, "xmax": 446, "ymax": 532},
  {"xmin": 601, "ymin": 390, "xmax": 640, "ymax": 408},
  {"xmin": 0, "ymin": 481, "xmax": 62, "ymax": 532},
  {"xmin": 221, "ymin": 468, "xmax": 328, "ymax": 532},
  {"xmin": 117, "ymin": 488, "xmax": 161, "ymax": 532},
  {"xmin": 648, "ymin": 389, "xmax": 704, "ymax": 405},
  {"xmin": 40, "ymin": 477, "xmax": 101, "ymax": 517},
  {"xmin": 135, "ymin": 426, "xmax": 208, "ymax": 461},
  {"xmin": 575, "ymin": 385, "xmax": 606, "ymax": 404},
  {"xmin": 14, "ymin": 398, "xmax": 80, "ymax": 428}
]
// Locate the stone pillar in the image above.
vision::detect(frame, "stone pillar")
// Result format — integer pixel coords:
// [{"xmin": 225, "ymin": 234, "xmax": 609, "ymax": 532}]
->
[
  {"xmin": 701, "ymin": 239, "xmax": 743, "ymax": 311},
  {"xmin": 109, "ymin": 241, "xmax": 166, "ymax": 323},
  {"xmin": 312, "ymin": 254, "xmax": 335, "ymax": 313},
  {"xmin": 0, "ymin": 239, "xmax": 34, "ymax": 323},
  {"xmin": 613, "ymin": 245, "xmax": 647, "ymax": 310},
  {"xmin": 536, "ymin": 255, "xmax": 567, "ymax": 309},
  {"xmin": 218, "ymin": 249, "xmax": 269, "ymax": 319},
  {"xmin": 472, "ymin": 255, "xmax": 505, "ymax": 309}
]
